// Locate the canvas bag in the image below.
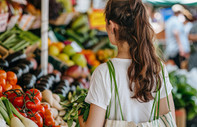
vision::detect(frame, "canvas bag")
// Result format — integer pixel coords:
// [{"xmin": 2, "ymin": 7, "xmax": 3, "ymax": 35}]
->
[{"xmin": 105, "ymin": 60, "xmax": 177, "ymax": 127}]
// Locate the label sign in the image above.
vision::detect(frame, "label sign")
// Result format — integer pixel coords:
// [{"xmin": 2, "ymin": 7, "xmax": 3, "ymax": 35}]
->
[
  {"xmin": 0, "ymin": 13, "xmax": 9, "ymax": 32},
  {"xmin": 89, "ymin": 9, "xmax": 106, "ymax": 31},
  {"xmin": 7, "ymin": 15, "xmax": 20, "ymax": 30},
  {"xmin": 18, "ymin": 14, "xmax": 35, "ymax": 31}
]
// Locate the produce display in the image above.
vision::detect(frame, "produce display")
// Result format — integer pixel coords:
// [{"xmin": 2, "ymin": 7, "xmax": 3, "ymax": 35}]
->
[
  {"xmin": 0, "ymin": 97, "xmax": 38, "ymax": 127},
  {"xmin": 60, "ymin": 87, "xmax": 89, "ymax": 127},
  {"xmin": 169, "ymin": 71, "xmax": 197, "ymax": 120},
  {"xmin": 0, "ymin": 27, "xmax": 39, "ymax": 52},
  {"xmin": 0, "ymin": 0, "xmax": 197, "ymax": 127},
  {"xmin": 0, "ymin": 47, "xmax": 92, "ymax": 127}
]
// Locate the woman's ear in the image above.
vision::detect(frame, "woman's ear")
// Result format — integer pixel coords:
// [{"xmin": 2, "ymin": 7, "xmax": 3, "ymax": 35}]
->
[{"xmin": 109, "ymin": 20, "xmax": 117, "ymax": 34}]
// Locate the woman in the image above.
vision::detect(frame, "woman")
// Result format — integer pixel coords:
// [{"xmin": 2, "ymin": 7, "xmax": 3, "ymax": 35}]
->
[{"xmin": 79, "ymin": 0, "xmax": 176, "ymax": 126}]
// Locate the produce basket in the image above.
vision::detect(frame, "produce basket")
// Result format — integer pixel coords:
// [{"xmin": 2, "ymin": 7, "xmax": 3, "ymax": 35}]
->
[{"xmin": 0, "ymin": 45, "xmax": 9, "ymax": 58}]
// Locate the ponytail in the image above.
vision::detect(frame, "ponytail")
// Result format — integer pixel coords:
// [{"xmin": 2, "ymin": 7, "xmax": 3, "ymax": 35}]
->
[{"xmin": 105, "ymin": 0, "xmax": 161, "ymax": 102}]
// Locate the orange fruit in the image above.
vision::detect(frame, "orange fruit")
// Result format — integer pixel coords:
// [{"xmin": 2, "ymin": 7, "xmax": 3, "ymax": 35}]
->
[{"xmin": 55, "ymin": 42, "xmax": 65, "ymax": 52}]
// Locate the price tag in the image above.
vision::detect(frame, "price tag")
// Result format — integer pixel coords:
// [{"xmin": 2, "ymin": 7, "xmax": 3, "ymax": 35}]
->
[
  {"xmin": 18, "ymin": 14, "xmax": 35, "ymax": 31},
  {"xmin": 89, "ymin": 9, "xmax": 106, "ymax": 31},
  {"xmin": 12, "ymin": 0, "xmax": 27, "ymax": 5},
  {"xmin": 0, "ymin": 13, "xmax": 9, "ymax": 32},
  {"xmin": 7, "ymin": 15, "xmax": 20, "ymax": 30}
]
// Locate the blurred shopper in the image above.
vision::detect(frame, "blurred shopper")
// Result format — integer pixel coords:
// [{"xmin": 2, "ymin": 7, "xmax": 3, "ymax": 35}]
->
[
  {"xmin": 165, "ymin": 4, "xmax": 190, "ymax": 68},
  {"xmin": 183, "ymin": 10, "xmax": 193, "ymax": 36},
  {"xmin": 79, "ymin": 0, "xmax": 176, "ymax": 127},
  {"xmin": 188, "ymin": 21, "xmax": 197, "ymax": 70}
]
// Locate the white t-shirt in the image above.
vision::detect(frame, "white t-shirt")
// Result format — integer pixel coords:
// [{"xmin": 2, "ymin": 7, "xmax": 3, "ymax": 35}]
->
[{"xmin": 85, "ymin": 58, "xmax": 173, "ymax": 124}]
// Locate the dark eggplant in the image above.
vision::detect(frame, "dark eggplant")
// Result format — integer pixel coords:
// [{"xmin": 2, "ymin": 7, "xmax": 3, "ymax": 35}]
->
[
  {"xmin": 53, "ymin": 89, "xmax": 66, "ymax": 96},
  {"xmin": 9, "ymin": 67, "xmax": 23, "ymax": 79},
  {"xmin": 69, "ymin": 85, "xmax": 76, "ymax": 93},
  {"xmin": 5, "ymin": 51, "xmax": 26, "ymax": 64},
  {"xmin": 38, "ymin": 81, "xmax": 50, "ymax": 88},
  {"xmin": 17, "ymin": 64, "xmax": 29, "ymax": 74},
  {"xmin": 0, "ymin": 59, "xmax": 9, "ymax": 68},
  {"xmin": 39, "ymin": 77, "xmax": 53, "ymax": 88},
  {"xmin": 71, "ymin": 81, "xmax": 84, "ymax": 89},
  {"xmin": 20, "ymin": 74, "xmax": 36, "ymax": 90},
  {"xmin": 33, "ymin": 69, "xmax": 43, "ymax": 79},
  {"xmin": 49, "ymin": 74, "xmax": 60, "ymax": 83},
  {"xmin": 46, "ymin": 75, "xmax": 55, "ymax": 83},
  {"xmin": 35, "ymin": 84, "xmax": 48, "ymax": 91},
  {"xmin": 47, "ymin": 74, "xmax": 55, "ymax": 81},
  {"xmin": 18, "ymin": 59, "xmax": 34, "ymax": 70},
  {"xmin": 60, "ymin": 80, "xmax": 70, "ymax": 87}
]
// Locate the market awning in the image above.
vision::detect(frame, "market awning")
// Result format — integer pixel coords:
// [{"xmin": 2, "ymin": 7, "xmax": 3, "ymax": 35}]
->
[{"xmin": 143, "ymin": 0, "xmax": 197, "ymax": 6}]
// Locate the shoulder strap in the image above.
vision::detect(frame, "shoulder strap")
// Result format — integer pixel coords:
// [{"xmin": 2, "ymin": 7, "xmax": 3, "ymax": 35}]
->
[
  {"xmin": 160, "ymin": 62, "xmax": 171, "ymax": 111},
  {"xmin": 106, "ymin": 60, "xmax": 124, "ymax": 120},
  {"xmin": 149, "ymin": 62, "xmax": 171, "ymax": 121}
]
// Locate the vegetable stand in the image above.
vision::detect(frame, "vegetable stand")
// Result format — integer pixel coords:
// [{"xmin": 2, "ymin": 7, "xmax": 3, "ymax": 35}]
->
[{"xmin": 0, "ymin": 0, "xmax": 197, "ymax": 127}]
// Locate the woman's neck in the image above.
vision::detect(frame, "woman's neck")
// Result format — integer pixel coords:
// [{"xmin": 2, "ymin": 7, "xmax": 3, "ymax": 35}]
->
[{"xmin": 116, "ymin": 42, "xmax": 131, "ymax": 59}]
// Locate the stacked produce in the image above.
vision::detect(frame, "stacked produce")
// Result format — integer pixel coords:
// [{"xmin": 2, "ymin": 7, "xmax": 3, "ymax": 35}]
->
[
  {"xmin": 0, "ymin": 27, "xmax": 39, "ymax": 52},
  {"xmin": 60, "ymin": 87, "xmax": 89, "ymax": 127},
  {"xmin": 0, "ymin": 70, "xmax": 22, "ymax": 96},
  {"xmin": 0, "ymin": 97, "xmax": 38, "ymax": 127},
  {"xmin": 52, "ymin": 15, "xmax": 100, "ymax": 49}
]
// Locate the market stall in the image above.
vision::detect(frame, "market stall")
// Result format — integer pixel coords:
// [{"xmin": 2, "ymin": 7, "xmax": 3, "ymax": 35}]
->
[{"xmin": 0, "ymin": 0, "xmax": 197, "ymax": 127}]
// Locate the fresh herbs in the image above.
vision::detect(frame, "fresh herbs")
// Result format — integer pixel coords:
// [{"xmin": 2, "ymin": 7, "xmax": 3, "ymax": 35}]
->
[{"xmin": 60, "ymin": 87, "xmax": 89, "ymax": 127}]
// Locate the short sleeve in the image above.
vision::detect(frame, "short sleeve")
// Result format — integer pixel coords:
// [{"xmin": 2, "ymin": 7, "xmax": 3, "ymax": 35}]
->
[
  {"xmin": 189, "ymin": 22, "xmax": 197, "ymax": 34},
  {"xmin": 160, "ymin": 64, "xmax": 173, "ymax": 99},
  {"xmin": 85, "ymin": 65, "xmax": 111, "ymax": 110}
]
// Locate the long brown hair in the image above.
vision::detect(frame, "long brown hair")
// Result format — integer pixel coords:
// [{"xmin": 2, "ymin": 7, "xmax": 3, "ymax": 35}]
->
[{"xmin": 105, "ymin": 0, "xmax": 161, "ymax": 102}]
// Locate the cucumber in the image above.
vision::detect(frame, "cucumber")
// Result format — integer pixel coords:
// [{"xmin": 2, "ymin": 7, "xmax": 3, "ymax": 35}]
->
[
  {"xmin": 66, "ymin": 29, "xmax": 85, "ymax": 45},
  {"xmin": 71, "ymin": 15, "xmax": 87, "ymax": 29}
]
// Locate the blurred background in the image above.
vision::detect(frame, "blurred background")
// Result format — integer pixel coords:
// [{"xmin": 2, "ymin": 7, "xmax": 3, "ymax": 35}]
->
[{"xmin": 0, "ymin": 0, "xmax": 197, "ymax": 127}]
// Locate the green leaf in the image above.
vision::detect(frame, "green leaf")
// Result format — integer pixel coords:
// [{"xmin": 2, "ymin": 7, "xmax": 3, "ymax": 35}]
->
[
  {"xmin": 83, "ymin": 108, "xmax": 90, "ymax": 122},
  {"xmin": 67, "ymin": 119, "xmax": 73, "ymax": 127}
]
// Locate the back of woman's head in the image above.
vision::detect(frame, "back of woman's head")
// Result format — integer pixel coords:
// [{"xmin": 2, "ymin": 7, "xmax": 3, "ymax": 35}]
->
[{"xmin": 105, "ymin": 0, "xmax": 161, "ymax": 102}]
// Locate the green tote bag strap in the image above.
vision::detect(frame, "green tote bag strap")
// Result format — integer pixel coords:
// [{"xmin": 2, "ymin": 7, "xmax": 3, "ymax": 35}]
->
[
  {"xmin": 106, "ymin": 60, "xmax": 124, "ymax": 121},
  {"xmin": 149, "ymin": 62, "xmax": 171, "ymax": 121}
]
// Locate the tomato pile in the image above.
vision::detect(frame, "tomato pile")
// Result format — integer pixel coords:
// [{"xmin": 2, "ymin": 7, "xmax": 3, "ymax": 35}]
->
[
  {"xmin": 0, "ymin": 70, "xmax": 22, "ymax": 95},
  {"xmin": 3, "ymin": 88, "xmax": 59, "ymax": 127}
]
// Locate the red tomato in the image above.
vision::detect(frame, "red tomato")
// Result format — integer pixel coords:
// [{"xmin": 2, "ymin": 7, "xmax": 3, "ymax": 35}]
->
[
  {"xmin": 44, "ymin": 109, "xmax": 53, "ymax": 117},
  {"xmin": 0, "ymin": 70, "xmax": 7, "ymax": 79},
  {"xmin": 0, "ymin": 85, "xmax": 2, "ymax": 95},
  {"xmin": 3, "ymin": 84, "xmax": 12, "ymax": 92},
  {"xmin": 36, "ymin": 105, "xmax": 45, "ymax": 119},
  {"xmin": 13, "ymin": 96, "xmax": 24, "ymax": 108},
  {"xmin": 0, "ymin": 79, "xmax": 6, "ymax": 86},
  {"xmin": 29, "ymin": 112, "xmax": 43, "ymax": 127},
  {"xmin": 6, "ymin": 71, "xmax": 17, "ymax": 85},
  {"xmin": 44, "ymin": 116, "xmax": 55, "ymax": 126},
  {"xmin": 16, "ymin": 108, "xmax": 27, "ymax": 117},
  {"xmin": 6, "ymin": 91, "xmax": 17, "ymax": 102},
  {"xmin": 13, "ymin": 85, "xmax": 23, "ymax": 91},
  {"xmin": 42, "ymin": 103, "xmax": 50, "ymax": 110},
  {"xmin": 26, "ymin": 89, "xmax": 42, "ymax": 101},
  {"xmin": 25, "ymin": 97, "xmax": 41, "ymax": 110}
]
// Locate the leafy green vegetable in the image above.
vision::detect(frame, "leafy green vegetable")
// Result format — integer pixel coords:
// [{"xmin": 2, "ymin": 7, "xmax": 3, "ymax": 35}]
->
[
  {"xmin": 60, "ymin": 87, "xmax": 89, "ymax": 127},
  {"xmin": 169, "ymin": 71, "xmax": 197, "ymax": 120}
]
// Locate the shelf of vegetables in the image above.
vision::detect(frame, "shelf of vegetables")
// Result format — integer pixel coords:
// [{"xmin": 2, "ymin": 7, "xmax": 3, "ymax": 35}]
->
[
  {"xmin": 0, "ymin": 23, "xmax": 111, "ymax": 127},
  {"xmin": 0, "ymin": 49, "xmax": 91, "ymax": 127},
  {"xmin": 1, "ymin": 0, "xmax": 197, "ymax": 127}
]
